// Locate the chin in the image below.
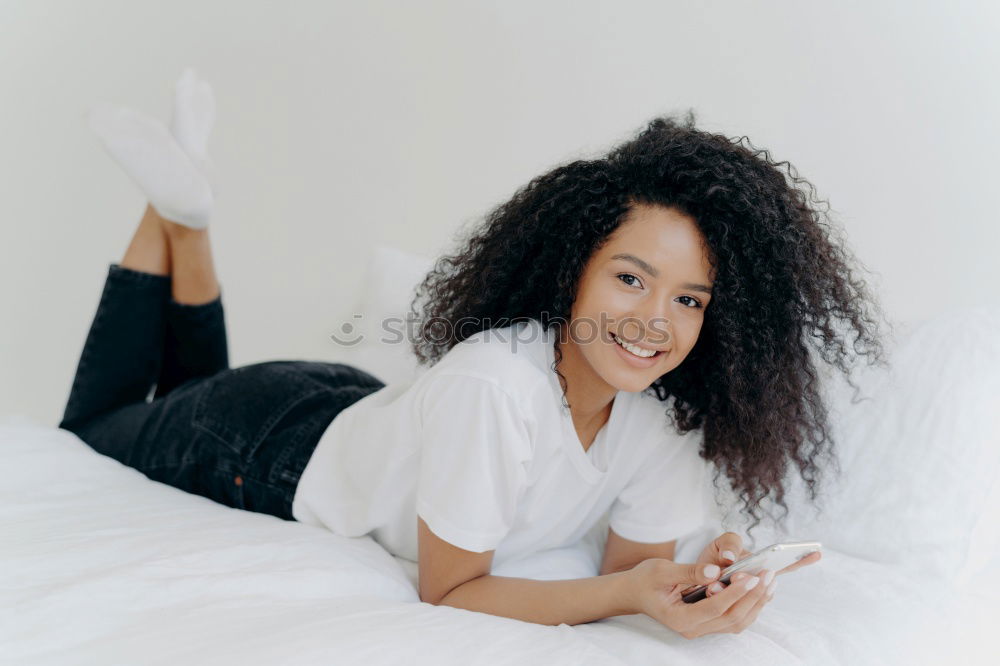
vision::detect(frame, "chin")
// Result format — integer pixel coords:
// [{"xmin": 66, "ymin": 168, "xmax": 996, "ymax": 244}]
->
[{"xmin": 604, "ymin": 369, "xmax": 659, "ymax": 393}]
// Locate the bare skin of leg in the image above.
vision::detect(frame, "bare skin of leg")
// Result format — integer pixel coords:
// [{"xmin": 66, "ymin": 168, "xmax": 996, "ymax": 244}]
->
[
  {"xmin": 160, "ymin": 213, "xmax": 220, "ymax": 305},
  {"xmin": 120, "ymin": 203, "xmax": 170, "ymax": 277},
  {"xmin": 120, "ymin": 202, "xmax": 221, "ymax": 305}
]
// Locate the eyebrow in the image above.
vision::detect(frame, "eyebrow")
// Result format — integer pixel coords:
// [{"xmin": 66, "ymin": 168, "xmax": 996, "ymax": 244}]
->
[{"xmin": 610, "ymin": 253, "xmax": 714, "ymax": 294}]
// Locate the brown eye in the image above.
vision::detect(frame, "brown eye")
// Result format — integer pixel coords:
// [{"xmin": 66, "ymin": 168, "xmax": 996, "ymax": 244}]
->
[
  {"xmin": 616, "ymin": 273, "xmax": 643, "ymax": 289},
  {"xmin": 678, "ymin": 295, "xmax": 703, "ymax": 309}
]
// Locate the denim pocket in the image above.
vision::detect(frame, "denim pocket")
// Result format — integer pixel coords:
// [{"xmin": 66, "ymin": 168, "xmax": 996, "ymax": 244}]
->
[{"xmin": 191, "ymin": 361, "xmax": 330, "ymax": 463}]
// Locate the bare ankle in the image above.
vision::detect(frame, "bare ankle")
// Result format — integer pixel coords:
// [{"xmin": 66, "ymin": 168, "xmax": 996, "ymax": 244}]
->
[
  {"xmin": 143, "ymin": 202, "xmax": 206, "ymax": 238},
  {"xmin": 161, "ymin": 215, "xmax": 208, "ymax": 239},
  {"xmin": 121, "ymin": 204, "xmax": 171, "ymax": 276}
]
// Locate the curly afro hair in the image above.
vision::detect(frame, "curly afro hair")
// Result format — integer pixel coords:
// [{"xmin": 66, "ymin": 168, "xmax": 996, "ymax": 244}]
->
[{"xmin": 406, "ymin": 109, "xmax": 891, "ymax": 539}]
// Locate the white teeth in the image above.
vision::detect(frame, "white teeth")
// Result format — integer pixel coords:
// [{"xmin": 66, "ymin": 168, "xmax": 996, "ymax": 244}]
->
[{"xmin": 613, "ymin": 333, "xmax": 658, "ymax": 358}]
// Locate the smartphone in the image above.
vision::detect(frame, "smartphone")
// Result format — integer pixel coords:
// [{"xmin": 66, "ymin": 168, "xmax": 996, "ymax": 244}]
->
[{"xmin": 680, "ymin": 541, "xmax": 822, "ymax": 604}]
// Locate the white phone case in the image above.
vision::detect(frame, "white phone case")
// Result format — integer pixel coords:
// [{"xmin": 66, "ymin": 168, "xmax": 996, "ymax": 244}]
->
[{"xmin": 681, "ymin": 541, "xmax": 822, "ymax": 603}]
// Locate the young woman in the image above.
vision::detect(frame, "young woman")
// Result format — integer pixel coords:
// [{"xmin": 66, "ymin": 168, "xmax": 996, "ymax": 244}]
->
[{"xmin": 63, "ymin": 70, "xmax": 884, "ymax": 636}]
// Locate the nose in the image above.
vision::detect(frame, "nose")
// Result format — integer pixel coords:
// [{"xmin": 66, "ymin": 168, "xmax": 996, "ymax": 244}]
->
[{"xmin": 620, "ymin": 312, "xmax": 673, "ymax": 349}]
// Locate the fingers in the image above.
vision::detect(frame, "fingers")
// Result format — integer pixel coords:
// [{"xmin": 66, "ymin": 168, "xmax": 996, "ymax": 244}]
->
[
  {"xmin": 705, "ymin": 568, "xmax": 751, "ymax": 598},
  {"xmin": 698, "ymin": 569, "xmax": 772, "ymax": 634},
  {"xmin": 715, "ymin": 532, "xmax": 745, "ymax": 565},
  {"xmin": 730, "ymin": 547, "xmax": 752, "ymax": 565},
  {"xmin": 732, "ymin": 570, "xmax": 775, "ymax": 630},
  {"xmin": 686, "ymin": 569, "xmax": 764, "ymax": 624}
]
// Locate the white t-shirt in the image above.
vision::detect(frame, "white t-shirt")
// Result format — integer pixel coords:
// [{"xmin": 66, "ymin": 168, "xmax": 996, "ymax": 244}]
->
[{"xmin": 291, "ymin": 318, "xmax": 712, "ymax": 566}]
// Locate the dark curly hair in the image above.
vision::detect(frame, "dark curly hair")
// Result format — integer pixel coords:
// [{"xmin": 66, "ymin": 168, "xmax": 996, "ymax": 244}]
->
[{"xmin": 406, "ymin": 110, "xmax": 891, "ymax": 539}]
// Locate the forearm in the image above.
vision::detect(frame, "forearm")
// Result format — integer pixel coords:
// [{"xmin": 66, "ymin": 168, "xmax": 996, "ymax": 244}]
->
[{"xmin": 437, "ymin": 571, "xmax": 637, "ymax": 626}]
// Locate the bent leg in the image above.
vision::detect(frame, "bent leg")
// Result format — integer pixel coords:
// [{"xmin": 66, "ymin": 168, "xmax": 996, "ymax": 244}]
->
[
  {"xmin": 68, "ymin": 359, "xmax": 384, "ymax": 521},
  {"xmin": 61, "ymin": 263, "xmax": 230, "ymax": 430},
  {"xmin": 154, "ymin": 294, "xmax": 229, "ymax": 398},
  {"xmin": 154, "ymin": 211, "xmax": 229, "ymax": 396},
  {"xmin": 59, "ymin": 264, "xmax": 171, "ymax": 431},
  {"xmin": 79, "ymin": 361, "xmax": 366, "ymax": 520}
]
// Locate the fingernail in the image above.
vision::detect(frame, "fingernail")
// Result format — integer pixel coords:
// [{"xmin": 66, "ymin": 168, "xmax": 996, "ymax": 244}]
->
[
  {"xmin": 767, "ymin": 580, "xmax": 777, "ymax": 596},
  {"xmin": 763, "ymin": 570, "xmax": 775, "ymax": 586},
  {"xmin": 703, "ymin": 564, "xmax": 720, "ymax": 578},
  {"xmin": 744, "ymin": 576, "xmax": 760, "ymax": 590},
  {"xmin": 722, "ymin": 550, "xmax": 736, "ymax": 562},
  {"xmin": 710, "ymin": 583, "xmax": 723, "ymax": 593}
]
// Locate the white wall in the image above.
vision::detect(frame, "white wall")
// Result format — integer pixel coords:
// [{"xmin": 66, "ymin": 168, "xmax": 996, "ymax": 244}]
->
[{"xmin": 2, "ymin": 0, "xmax": 998, "ymax": 424}]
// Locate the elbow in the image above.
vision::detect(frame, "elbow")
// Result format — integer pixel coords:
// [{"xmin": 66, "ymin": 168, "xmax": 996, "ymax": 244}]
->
[
  {"xmin": 419, "ymin": 586, "xmax": 442, "ymax": 605},
  {"xmin": 420, "ymin": 584, "xmax": 454, "ymax": 606},
  {"xmin": 423, "ymin": 578, "xmax": 477, "ymax": 607},
  {"xmin": 421, "ymin": 572, "xmax": 488, "ymax": 607}
]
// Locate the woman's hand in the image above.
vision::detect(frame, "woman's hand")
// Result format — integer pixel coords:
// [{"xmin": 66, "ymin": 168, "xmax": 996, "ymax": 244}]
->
[
  {"xmin": 693, "ymin": 531, "xmax": 752, "ymax": 598},
  {"xmin": 692, "ymin": 531, "xmax": 823, "ymax": 598},
  {"xmin": 625, "ymin": 558, "xmax": 774, "ymax": 639}
]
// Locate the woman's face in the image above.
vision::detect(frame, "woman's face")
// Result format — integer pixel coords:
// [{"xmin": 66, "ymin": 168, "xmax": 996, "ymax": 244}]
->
[{"xmin": 566, "ymin": 202, "xmax": 715, "ymax": 394}]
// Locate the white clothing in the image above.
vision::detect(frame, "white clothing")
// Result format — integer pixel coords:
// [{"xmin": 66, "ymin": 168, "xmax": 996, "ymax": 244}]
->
[{"xmin": 292, "ymin": 318, "xmax": 711, "ymax": 566}]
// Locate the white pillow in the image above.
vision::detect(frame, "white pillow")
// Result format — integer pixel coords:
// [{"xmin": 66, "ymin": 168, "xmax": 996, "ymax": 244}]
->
[
  {"xmin": 329, "ymin": 244, "xmax": 435, "ymax": 387},
  {"xmin": 714, "ymin": 305, "xmax": 1000, "ymax": 587}
]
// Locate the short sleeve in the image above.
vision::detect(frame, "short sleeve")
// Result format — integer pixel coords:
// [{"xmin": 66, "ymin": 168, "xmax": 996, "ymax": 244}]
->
[
  {"xmin": 416, "ymin": 373, "xmax": 533, "ymax": 553},
  {"xmin": 609, "ymin": 432, "xmax": 712, "ymax": 544}
]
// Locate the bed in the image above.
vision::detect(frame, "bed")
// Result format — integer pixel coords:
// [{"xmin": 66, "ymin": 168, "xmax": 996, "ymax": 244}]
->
[{"xmin": 3, "ymin": 245, "xmax": 997, "ymax": 665}]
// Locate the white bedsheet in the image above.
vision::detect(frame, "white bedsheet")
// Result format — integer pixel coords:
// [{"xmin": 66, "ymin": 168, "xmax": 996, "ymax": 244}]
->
[
  {"xmin": 4, "ymin": 305, "xmax": 999, "ymax": 665},
  {"xmin": 0, "ymin": 419, "xmax": 988, "ymax": 665}
]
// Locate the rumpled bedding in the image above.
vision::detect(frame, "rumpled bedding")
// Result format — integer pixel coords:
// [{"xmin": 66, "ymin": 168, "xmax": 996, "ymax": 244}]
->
[{"xmin": 3, "ymin": 305, "xmax": 998, "ymax": 665}]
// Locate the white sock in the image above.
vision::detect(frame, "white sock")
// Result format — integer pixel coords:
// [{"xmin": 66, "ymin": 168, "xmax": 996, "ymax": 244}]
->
[
  {"xmin": 170, "ymin": 67, "xmax": 219, "ymax": 197},
  {"xmin": 88, "ymin": 70, "xmax": 215, "ymax": 229}
]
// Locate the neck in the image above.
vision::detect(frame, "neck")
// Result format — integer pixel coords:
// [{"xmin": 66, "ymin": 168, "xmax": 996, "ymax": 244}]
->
[{"xmin": 553, "ymin": 334, "xmax": 617, "ymax": 430}]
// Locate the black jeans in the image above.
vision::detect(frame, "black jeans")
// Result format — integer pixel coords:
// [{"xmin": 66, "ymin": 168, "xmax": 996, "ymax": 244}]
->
[{"xmin": 58, "ymin": 263, "xmax": 385, "ymax": 521}]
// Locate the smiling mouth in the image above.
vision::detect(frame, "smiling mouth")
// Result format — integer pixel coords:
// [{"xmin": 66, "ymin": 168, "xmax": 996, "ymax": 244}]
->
[{"xmin": 611, "ymin": 332, "xmax": 667, "ymax": 358}]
